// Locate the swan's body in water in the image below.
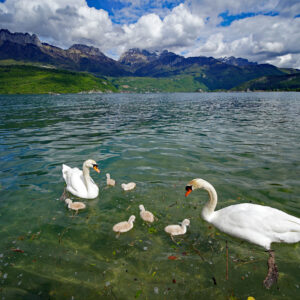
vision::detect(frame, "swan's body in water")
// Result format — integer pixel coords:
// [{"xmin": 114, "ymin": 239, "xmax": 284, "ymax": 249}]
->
[
  {"xmin": 121, "ymin": 182, "xmax": 136, "ymax": 191},
  {"xmin": 106, "ymin": 173, "xmax": 115, "ymax": 187},
  {"xmin": 62, "ymin": 159, "xmax": 100, "ymax": 199},
  {"xmin": 113, "ymin": 215, "xmax": 136, "ymax": 233},
  {"xmin": 185, "ymin": 178, "xmax": 300, "ymax": 288},
  {"xmin": 65, "ymin": 198, "xmax": 86, "ymax": 211},
  {"xmin": 185, "ymin": 178, "xmax": 300, "ymax": 250},
  {"xmin": 165, "ymin": 219, "xmax": 190, "ymax": 237},
  {"xmin": 139, "ymin": 205, "xmax": 154, "ymax": 223}
]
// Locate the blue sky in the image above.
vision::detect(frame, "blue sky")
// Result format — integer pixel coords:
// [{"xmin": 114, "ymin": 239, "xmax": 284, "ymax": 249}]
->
[
  {"xmin": 218, "ymin": 11, "xmax": 279, "ymax": 27},
  {"xmin": 86, "ymin": 0, "xmax": 185, "ymax": 23},
  {"xmin": 0, "ymin": 0, "xmax": 300, "ymax": 68}
]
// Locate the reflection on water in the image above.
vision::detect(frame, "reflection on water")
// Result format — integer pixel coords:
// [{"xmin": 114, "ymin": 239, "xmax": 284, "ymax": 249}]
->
[{"xmin": 0, "ymin": 92, "xmax": 300, "ymax": 299}]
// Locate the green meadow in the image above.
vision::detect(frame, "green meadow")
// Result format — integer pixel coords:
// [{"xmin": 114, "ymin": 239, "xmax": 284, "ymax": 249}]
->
[
  {"xmin": 0, "ymin": 65, "xmax": 117, "ymax": 94},
  {"xmin": 109, "ymin": 75, "xmax": 208, "ymax": 93}
]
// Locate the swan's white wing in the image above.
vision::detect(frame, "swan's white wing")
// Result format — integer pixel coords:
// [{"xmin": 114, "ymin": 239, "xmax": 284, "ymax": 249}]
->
[
  {"xmin": 212, "ymin": 203, "xmax": 300, "ymax": 249},
  {"xmin": 62, "ymin": 165, "xmax": 87, "ymax": 197}
]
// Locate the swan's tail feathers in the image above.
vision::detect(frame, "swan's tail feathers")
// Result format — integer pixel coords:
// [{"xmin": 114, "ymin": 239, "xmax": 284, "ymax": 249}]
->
[
  {"xmin": 62, "ymin": 164, "xmax": 71, "ymax": 181},
  {"xmin": 278, "ymin": 232, "xmax": 300, "ymax": 245},
  {"xmin": 287, "ymin": 218, "xmax": 300, "ymax": 230}
]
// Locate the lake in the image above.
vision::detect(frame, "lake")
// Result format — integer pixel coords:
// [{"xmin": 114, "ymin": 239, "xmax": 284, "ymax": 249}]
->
[{"xmin": 0, "ymin": 92, "xmax": 299, "ymax": 299}]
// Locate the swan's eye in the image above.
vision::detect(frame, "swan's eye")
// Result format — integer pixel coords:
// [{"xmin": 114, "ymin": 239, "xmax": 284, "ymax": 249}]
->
[{"xmin": 93, "ymin": 164, "xmax": 98, "ymax": 168}]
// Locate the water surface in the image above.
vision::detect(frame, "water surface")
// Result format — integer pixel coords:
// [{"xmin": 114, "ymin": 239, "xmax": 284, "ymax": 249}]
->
[{"xmin": 0, "ymin": 92, "xmax": 300, "ymax": 299}]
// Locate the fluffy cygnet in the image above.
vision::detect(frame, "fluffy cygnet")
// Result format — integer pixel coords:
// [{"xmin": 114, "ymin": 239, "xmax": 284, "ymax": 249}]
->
[
  {"xmin": 121, "ymin": 182, "xmax": 136, "ymax": 191},
  {"xmin": 139, "ymin": 205, "xmax": 154, "ymax": 223},
  {"xmin": 165, "ymin": 219, "xmax": 190, "ymax": 236},
  {"xmin": 113, "ymin": 215, "xmax": 136, "ymax": 233},
  {"xmin": 65, "ymin": 198, "xmax": 86, "ymax": 211},
  {"xmin": 106, "ymin": 173, "xmax": 116, "ymax": 186}
]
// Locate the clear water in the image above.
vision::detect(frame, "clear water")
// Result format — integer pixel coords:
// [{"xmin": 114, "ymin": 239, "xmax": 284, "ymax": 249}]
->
[{"xmin": 0, "ymin": 92, "xmax": 299, "ymax": 299}]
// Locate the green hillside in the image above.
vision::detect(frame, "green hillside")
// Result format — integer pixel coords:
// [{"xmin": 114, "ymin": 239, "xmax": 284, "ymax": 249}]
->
[
  {"xmin": 232, "ymin": 72, "xmax": 300, "ymax": 91},
  {"xmin": 110, "ymin": 75, "xmax": 208, "ymax": 92},
  {"xmin": 0, "ymin": 65, "xmax": 117, "ymax": 94},
  {"xmin": 1, "ymin": 63, "xmax": 300, "ymax": 94}
]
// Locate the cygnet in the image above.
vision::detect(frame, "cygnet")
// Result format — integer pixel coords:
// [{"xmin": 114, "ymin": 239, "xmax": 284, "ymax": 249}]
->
[
  {"xmin": 106, "ymin": 173, "xmax": 116, "ymax": 186},
  {"xmin": 165, "ymin": 219, "xmax": 190, "ymax": 241},
  {"xmin": 65, "ymin": 198, "xmax": 86, "ymax": 211},
  {"xmin": 121, "ymin": 182, "xmax": 136, "ymax": 191},
  {"xmin": 113, "ymin": 215, "xmax": 136, "ymax": 233},
  {"xmin": 139, "ymin": 205, "xmax": 154, "ymax": 223}
]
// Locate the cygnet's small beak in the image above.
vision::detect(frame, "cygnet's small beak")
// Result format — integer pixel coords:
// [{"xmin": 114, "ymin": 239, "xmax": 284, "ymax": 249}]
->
[
  {"xmin": 93, "ymin": 165, "xmax": 100, "ymax": 173},
  {"xmin": 185, "ymin": 186, "xmax": 192, "ymax": 197}
]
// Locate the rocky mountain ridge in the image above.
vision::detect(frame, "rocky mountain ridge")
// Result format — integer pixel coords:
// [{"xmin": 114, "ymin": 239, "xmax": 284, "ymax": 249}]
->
[
  {"xmin": 1, "ymin": 29, "xmax": 297, "ymax": 90},
  {"xmin": 0, "ymin": 29, "xmax": 127, "ymax": 76},
  {"xmin": 0, "ymin": 29, "xmax": 41, "ymax": 47}
]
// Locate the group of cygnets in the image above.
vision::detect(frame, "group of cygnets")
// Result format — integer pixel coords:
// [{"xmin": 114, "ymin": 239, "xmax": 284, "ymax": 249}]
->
[
  {"xmin": 112, "ymin": 203, "xmax": 190, "ymax": 241},
  {"xmin": 62, "ymin": 159, "xmax": 190, "ymax": 240},
  {"xmin": 62, "ymin": 159, "xmax": 300, "ymax": 288}
]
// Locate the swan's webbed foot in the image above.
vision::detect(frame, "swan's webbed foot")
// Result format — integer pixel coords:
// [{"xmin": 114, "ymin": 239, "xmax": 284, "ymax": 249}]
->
[
  {"xmin": 263, "ymin": 250, "xmax": 279, "ymax": 289},
  {"xmin": 170, "ymin": 235, "xmax": 177, "ymax": 244},
  {"xmin": 170, "ymin": 235, "xmax": 182, "ymax": 245},
  {"xmin": 144, "ymin": 222, "xmax": 151, "ymax": 228}
]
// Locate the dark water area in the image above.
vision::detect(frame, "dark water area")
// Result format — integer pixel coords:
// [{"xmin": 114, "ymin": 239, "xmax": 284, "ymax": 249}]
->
[{"xmin": 0, "ymin": 92, "xmax": 299, "ymax": 299}]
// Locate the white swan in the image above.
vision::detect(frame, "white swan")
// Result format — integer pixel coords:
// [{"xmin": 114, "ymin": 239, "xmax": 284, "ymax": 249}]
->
[
  {"xmin": 121, "ymin": 182, "xmax": 136, "ymax": 191},
  {"xmin": 106, "ymin": 173, "xmax": 116, "ymax": 186},
  {"xmin": 165, "ymin": 219, "xmax": 190, "ymax": 236},
  {"xmin": 113, "ymin": 215, "xmax": 136, "ymax": 233},
  {"xmin": 185, "ymin": 178, "xmax": 300, "ymax": 250},
  {"xmin": 139, "ymin": 205, "xmax": 155, "ymax": 223},
  {"xmin": 62, "ymin": 159, "xmax": 100, "ymax": 199}
]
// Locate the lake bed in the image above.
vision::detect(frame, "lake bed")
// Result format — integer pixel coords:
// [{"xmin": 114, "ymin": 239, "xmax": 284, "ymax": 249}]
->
[{"xmin": 0, "ymin": 92, "xmax": 299, "ymax": 299}]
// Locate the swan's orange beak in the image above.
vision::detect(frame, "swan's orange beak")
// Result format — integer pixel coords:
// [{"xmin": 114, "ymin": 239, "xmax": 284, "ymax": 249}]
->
[
  {"xmin": 185, "ymin": 186, "xmax": 192, "ymax": 197},
  {"xmin": 93, "ymin": 165, "xmax": 100, "ymax": 173}
]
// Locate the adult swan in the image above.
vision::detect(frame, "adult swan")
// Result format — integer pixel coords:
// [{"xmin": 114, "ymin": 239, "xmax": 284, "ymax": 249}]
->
[
  {"xmin": 185, "ymin": 178, "xmax": 300, "ymax": 288},
  {"xmin": 62, "ymin": 159, "xmax": 100, "ymax": 199}
]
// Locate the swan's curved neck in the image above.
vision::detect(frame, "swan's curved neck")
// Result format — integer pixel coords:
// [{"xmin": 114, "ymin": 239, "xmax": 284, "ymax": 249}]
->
[
  {"xmin": 196, "ymin": 180, "xmax": 218, "ymax": 221},
  {"xmin": 82, "ymin": 163, "xmax": 92, "ymax": 191}
]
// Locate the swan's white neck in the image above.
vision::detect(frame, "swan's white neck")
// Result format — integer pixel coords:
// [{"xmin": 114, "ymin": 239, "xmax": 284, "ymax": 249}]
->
[
  {"xmin": 194, "ymin": 179, "xmax": 218, "ymax": 221},
  {"xmin": 181, "ymin": 224, "xmax": 188, "ymax": 233},
  {"xmin": 82, "ymin": 163, "xmax": 92, "ymax": 191},
  {"xmin": 128, "ymin": 217, "xmax": 135, "ymax": 224}
]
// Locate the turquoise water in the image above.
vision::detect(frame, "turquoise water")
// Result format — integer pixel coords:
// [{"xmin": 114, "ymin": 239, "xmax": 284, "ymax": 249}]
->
[{"xmin": 0, "ymin": 92, "xmax": 299, "ymax": 299}]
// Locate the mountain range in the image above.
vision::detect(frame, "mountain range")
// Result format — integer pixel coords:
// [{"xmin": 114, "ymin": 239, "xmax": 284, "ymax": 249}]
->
[{"xmin": 1, "ymin": 29, "xmax": 300, "ymax": 92}]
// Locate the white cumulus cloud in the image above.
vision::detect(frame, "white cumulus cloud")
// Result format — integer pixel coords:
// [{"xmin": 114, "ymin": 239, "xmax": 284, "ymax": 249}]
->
[{"xmin": 0, "ymin": 0, "xmax": 300, "ymax": 68}]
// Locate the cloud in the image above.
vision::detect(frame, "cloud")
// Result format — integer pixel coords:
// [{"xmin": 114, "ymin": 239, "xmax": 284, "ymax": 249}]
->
[
  {"xmin": 120, "ymin": 4, "xmax": 204, "ymax": 52},
  {"xmin": 187, "ymin": 12, "xmax": 300, "ymax": 68},
  {"xmin": 0, "ymin": 1, "xmax": 204, "ymax": 55},
  {"xmin": 0, "ymin": 0, "xmax": 115, "ymax": 48},
  {"xmin": 0, "ymin": 0, "xmax": 300, "ymax": 68},
  {"xmin": 266, "ymin": 53, "xmax": 300, "ymax": 68}
]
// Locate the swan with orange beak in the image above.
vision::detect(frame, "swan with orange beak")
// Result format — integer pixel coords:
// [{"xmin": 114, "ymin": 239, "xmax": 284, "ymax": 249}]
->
[
  {"xmin": 62, "ymin": 159, "xmax": 100, "ymax": 199},
  {"xmin": 185, "ymin": 178, "xmax": 300, "ymax": 288}
]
